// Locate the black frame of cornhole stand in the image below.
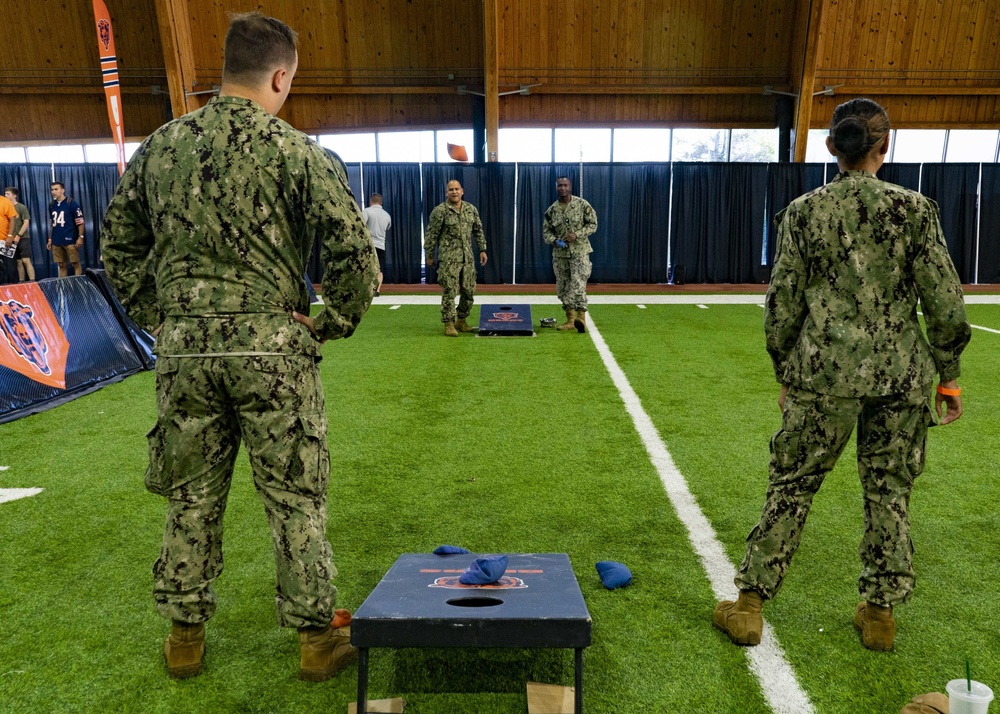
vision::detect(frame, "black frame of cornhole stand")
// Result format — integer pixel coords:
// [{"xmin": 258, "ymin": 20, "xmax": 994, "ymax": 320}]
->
[{"xmin": 352, "ymin": 553, "xmax": 591, "ymax": 713}]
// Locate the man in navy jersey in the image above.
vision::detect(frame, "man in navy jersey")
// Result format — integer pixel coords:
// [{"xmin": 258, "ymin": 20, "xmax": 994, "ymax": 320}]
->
[{"xmin": 48, "ymin": 182, "xmax": 85, "ymax": 277}]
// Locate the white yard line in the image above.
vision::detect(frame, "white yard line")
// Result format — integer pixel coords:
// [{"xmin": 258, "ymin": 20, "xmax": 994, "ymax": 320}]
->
[
  {"xmin": 917, "ymin": 310, "xmax": 1000, "ymax": 335},
  {"xmin": 365, "ymin": 293, "xmax": 1000, "ymax": 306},
  {"xmin": 587, "ymin": 315, "xmax": 814, "ymax": 714},
  {"xmin": 970, "ymin": 323, "xmax": 1000, "ymax": 335},
  {"xmin": 0, "ymin": 488, "xmax": 43, "ymax": 505}
]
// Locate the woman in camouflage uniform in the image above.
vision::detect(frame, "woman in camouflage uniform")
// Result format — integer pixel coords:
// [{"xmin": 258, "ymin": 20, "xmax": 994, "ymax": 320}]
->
[{"xmin": 713, "ymin": 98, "xmax": 971, "ymax": 651}]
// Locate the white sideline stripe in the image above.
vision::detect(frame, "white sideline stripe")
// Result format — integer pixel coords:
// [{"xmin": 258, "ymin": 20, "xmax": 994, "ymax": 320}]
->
[
  {"xmin": 338, "ymin": 293, "xmax": 1000, "ymax": 305},
  {"xmin": 970, "ymin": 322, "xmax": 1000, "ymax": 335},
  {"xmin": 588, "ymin": 316, "xmax": 814, "ymax": 714},
  {"xmin": 917, "ymin": 310, "xmax": 1000, "ymax": 335},
  {"xmin": 0, "ymin": 488, "xmax": 43, "ymax": 504}
]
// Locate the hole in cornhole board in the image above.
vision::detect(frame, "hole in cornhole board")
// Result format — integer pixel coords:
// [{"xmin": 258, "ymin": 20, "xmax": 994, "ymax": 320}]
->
[{"xmin": 446, "ymin": 597, "xmax": 504, "ymax": 607}]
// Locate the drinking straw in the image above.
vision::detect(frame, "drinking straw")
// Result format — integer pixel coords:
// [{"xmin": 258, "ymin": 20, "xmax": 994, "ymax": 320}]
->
[{"xmin": 966, "ymin": 659, "xmax": 972, "ymax": 692}]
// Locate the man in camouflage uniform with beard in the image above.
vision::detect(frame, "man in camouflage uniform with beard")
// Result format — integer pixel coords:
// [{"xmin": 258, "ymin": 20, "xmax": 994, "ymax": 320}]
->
[
  {"xmin": 713, "ymin": 98, "xmax": 971, "ymax": 652},
  {"xmin": 102, "ymin": 12, "xmax": 378, "ymax": 681},
  {"xmin": 543, "ymin": 176, "xmax": 597, "ymax": 333},
  {"xmin": 424, "ymin": 179, "xmax": 487, "ymax": 336}
]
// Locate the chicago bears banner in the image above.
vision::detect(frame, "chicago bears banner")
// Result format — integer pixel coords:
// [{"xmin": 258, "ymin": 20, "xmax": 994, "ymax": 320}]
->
[
  {"xmin": 92, "ymin": 0, "xmax": 127, "ymax": 175},
  {"xmin": 0, "ymin": 276, "xmax": 148, "ymax": 424}
]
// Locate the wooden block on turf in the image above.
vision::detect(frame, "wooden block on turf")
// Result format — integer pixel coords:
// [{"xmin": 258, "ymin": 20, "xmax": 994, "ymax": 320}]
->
[
  {"xmin": 347, "ymin": 697, "xmax": 406, "ymax": 713},
  {"xmin": 527, "ymin": 682, "xmax": 575, "ymax": 714}
]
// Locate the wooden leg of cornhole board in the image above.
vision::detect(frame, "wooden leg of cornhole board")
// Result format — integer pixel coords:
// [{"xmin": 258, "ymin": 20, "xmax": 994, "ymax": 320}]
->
[
  {"xmin": 575, "ymin": 648, "xmax": 583, "ymax": 713},
  {"xmin": 356, "ymin": 647, "xmax": 369, "ymax": 714}
]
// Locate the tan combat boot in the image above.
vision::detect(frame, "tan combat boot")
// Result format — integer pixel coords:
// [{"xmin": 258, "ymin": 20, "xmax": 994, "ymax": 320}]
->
[
  {"xmin": 854, "ymin": 601, "xmax": 895, "ymax": 651},
  {"xmin": 557, "ymin": 309, "xmax": 576, "ymax": 330},
  {"xmin": 713, "ymin": 590, "xmax": 764, "ymax": 646},
  {"xmin": 900, "ymin": 692, "xmax": 949, "ymax": 714},
  {"xmin": 299, "ymin": 609, "xmax": 357, "ymax": 682},
  {"xmin": 164, "ymin": 621, "xmax": 205, "ymax": 679},
  {"xmin": 444, "ymin": 321, "xmax": 459, "ymax": 337},
  {"xmin": 574, "ymin": 310, "xmax": 587, "ymax": 333},
  {"xmin": 455, "ymin": 317, "xmax": 474, "ymax": 333}
]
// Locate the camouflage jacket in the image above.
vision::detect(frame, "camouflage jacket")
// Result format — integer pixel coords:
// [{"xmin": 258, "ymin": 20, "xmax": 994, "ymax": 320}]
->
[
  {"xmin": 424, "ymin": 200, "xmax": 485, "ymax": 266},
  {"xmin": 765, "ymin": 170, "xmax": 971, "ymax": 397},
  {"xmin": 543, "ymin": 196, "xmax": 598, "ymax": 257},
  {"xmin": 101, "ymin": 96, "xmax": 378, "ymax": 357}
]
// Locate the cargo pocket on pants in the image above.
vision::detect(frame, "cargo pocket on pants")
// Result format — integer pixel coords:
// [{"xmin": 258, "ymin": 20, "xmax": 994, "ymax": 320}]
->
[
  {"xmin": 144, "ymin": 422, "xmax": 170, "ymax": 496},
  {"xmin": 298, "ymin": 413, "xmax": 330, "ymax": 497}
]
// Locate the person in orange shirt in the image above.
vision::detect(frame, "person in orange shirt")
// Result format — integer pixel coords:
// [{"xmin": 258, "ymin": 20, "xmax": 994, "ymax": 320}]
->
[{"xmin": 0, "ymin": 194, "xmax": 20, "ymax": 284}]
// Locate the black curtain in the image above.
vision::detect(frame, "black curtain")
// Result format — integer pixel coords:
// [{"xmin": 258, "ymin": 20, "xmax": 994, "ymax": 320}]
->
[
  {"xmin": 978, "ymin": 165, "xmax": 1000, "ymax": 283},
  {"xmin": 422, "ymin": 163, "xmax": 516, "ymax": 283},
  {"xmin": 670, "ymin": 163, "xmax": 769, "ymax": 283},
  {"xmin": 605, "ymin": 163, "xmax": 671, "ymax": 283},
  {"xmin": 920, "ymin": 164, "xmax": 980, "ymax": 282},
  {"xmin": 0, "ymin": 163, "xmax": 118, "ymax": 280},
  {"xmin": 877, "ymin": 163, "xmax": 922, "ymax": 192},
  {"xmin": 363, "ymin": 163, "xmax": 424, "ymax": 284},
  {"xmin": 763, "ymin": 163, "xmax": 826, "ymax": 269}
]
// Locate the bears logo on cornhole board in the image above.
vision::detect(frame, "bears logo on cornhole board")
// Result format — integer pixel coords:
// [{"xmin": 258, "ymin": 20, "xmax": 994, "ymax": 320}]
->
[{"xmin": 0, "ymin": 284, "xmax": 70, "ymax": 389}]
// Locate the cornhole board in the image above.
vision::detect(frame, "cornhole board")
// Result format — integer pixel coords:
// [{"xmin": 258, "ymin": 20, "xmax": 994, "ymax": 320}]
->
[
  {"xmin": 352, "ymin": 553, "xmax": 591, "ymax": 713},
  {"xmin": 477, "ymin": 304, "xmax": 535, "ymax": 336}
]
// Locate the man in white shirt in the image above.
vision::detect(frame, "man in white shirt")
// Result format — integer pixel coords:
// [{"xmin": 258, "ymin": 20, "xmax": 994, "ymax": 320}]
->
[{"xmin": 361, "ymin": 194, "xmax": 391, "ymax": 296}]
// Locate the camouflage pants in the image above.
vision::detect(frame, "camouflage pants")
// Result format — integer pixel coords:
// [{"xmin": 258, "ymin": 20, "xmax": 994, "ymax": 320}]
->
[
  {"xmin": 553, "ymin": 254, "xmax": 592, "ymax": 311},
  {"xmin": 437, "ymin": 258, "xmax": 477, "ymax": 322},
  {"xmin": 146, "ymin": 354, "xmax": 337, "ymax": 628},
  {"xmin": 735, "ymin": 385, "xmax": 934, "ymax": 607}
]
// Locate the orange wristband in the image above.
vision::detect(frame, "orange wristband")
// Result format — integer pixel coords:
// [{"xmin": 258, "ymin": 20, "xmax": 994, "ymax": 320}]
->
[{"xmin": 936, "ymin": 385, "xmax": 961, "ymax": 397}]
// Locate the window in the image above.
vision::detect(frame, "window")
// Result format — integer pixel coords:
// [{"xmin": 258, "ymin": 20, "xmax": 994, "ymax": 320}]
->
[
  {"xmin": 612, "ymin": 129, "xmax": 672, "ymax": 162},
  {"xmin": 804, "ymin": 130, "xmax": 833, "ymax": 163},
  {"xmin": 84, "ymin": 143, "xmax": 141, "ymax": 163},
  {"xmin": 730, "ymin": 129, "xmax": 779, "ymax": 162},
  {"xmin": 672, "ymin": 129, "xmax": 728, "ymax": 162},
  {"xmin": 376, "ymin": 131, "xmax": 434, "ymax": 162},
  {"xmin": 0, "ymin": 147, "xmax": 26, "ymax": 162},
  {"xmin": 945, "ymin": 130, "xmax": 999, "ymax": 163},
  {"xmin": 318, "ymin": 133, "xmax": 376, "ymax": 163},
  {"xmin": 28, "ymin": 145, "xmax": 85, "ymax": 163},
  {"xmin": 498, "ymin": 128, "xmax": 552, "ymax": 162},
  {"xmin": 891, "ymin": 130, "xmax": 946, "ymax": 163},
  {"xmin": 554, "ymin": 128, "xmax": 611, "ymax": 162},
  {"xmin": 436, "ymin": 129, "xmax": 475, "ymax": 163}
]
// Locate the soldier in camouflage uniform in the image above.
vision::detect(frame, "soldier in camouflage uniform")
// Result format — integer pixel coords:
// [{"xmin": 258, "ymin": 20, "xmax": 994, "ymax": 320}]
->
[
  {"xmin": 424, "ymin": 179, "xmax": 487, "ymax": 336},
  {"xmin": 101, "ymin": 13, "xmax": 378, "ymax": 681},
  {"xmin": 543, "ymin": 177, "xmax": 598, "ymax": 333},
  {"xmin": 714, "ymin": 99, "xmax": 971, "ymax": 651}
]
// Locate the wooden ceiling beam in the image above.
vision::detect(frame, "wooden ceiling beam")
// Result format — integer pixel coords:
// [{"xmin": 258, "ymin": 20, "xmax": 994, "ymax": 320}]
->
[
  {"xmin": 153, "ymin": 0, "xmax": 199, "ymax": 118},
  {"xmin": 483, "ymin": 0, "xmax": 500, "ymax": 161},
  {"xmin": 791, "ymin": 0, "xmax": 827, "ymax": 161},
  {"xmin": 825, "ymin": 85, "xmax": 1000, "ymax": 96}
]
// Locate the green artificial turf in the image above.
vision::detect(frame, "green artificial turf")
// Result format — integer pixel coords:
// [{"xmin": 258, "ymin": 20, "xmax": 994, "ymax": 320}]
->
[
  {"xmin": 594, "ymin": 303, "xmax": 1000, "ymax": 714},
  {"xmin": 0, "ymin": 301, "xmax": 996, "ymax": 713}
]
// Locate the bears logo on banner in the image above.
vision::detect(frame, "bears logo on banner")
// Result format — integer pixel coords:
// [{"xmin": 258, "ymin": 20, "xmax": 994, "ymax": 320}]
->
[{"xmin": 0, "ymin": 284, "xmax": 70, "ymax": 389}]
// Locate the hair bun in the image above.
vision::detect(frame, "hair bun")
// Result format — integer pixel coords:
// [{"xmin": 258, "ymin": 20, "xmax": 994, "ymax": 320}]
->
[{"xmin": 832, "ymin": 117, "xmax": 869, "ymax": 162}]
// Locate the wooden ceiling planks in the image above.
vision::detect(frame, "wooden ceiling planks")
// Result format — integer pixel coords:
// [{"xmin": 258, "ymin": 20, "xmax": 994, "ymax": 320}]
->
[{"xmin": 3, "ymin": 0, "xmax": 999, "ymax": 145}]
